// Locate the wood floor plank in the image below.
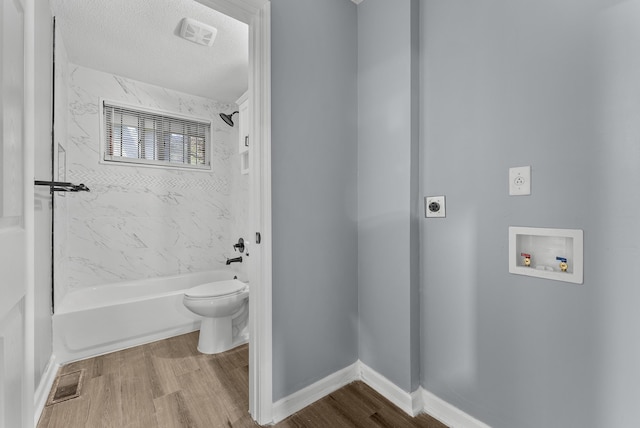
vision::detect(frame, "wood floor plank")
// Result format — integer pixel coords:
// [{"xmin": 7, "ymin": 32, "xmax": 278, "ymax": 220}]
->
[
  {"xmin": 154, "ymin": 391, "xmax": 199, "ymax": 428},
  {"xmin": 39, "ymin": 333, "xmax": 448, "ymax": 428},
  {"xmin": 59, "ymin": 358, "xmax": 92, "ymax": 376},
  {"xmin": 89, "ymin": 351, "xmax": 123, "ymax": 379},
  {"xmin": 40, "ymin": 394, "xmax": 91, "ymax": 428},
  {"xmin": 205, "ymin": 347, "xmax": 250, "ymax": 410},
  {"xmin": 323, "ymin": 394, "xmax": 378, "ymax": 428},
  {"xmin": 149, "ymin": 333, "xmax": 200, "ymax": 378},
  {"xmin": 120, "ymin": 347, "xmax": 156, "ymax": 427},
  {"xmin": 36, "ymin": 407, "xmax": 52, "ymax": 427},
  {"xmin": 143, "ymin": 350, "xmax": 168, "ymax": 400},
  {"xmin": 343, "ymin": 381, "xmax": 394, "ymax": 410},
  {"xmin": 176, "ymin": 368, "xmax": 232, "ymax": 427},
  {"xmin": 288, "ymin": 398, "xmax": 356, "ymax": 428},
  {"xmin": 326, "ymin": 383, "xmax": 384, "ymax": 422},
  {"xmin": 123, "ymin": 415, "xmax": 159, "ymax": 428},
  {"xmin": 414, "ymin": 413, "xmax": 450, "ymax": 428},
  {"xmin": 84, "ymin": 373, "xmax": 123, "ymax": 428}
]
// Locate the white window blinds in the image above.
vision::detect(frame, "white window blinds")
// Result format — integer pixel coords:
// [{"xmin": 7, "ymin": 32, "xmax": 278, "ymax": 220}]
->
[{"xmin": 103, "ymin": 102, "xmax": 211, "ymax": 169}]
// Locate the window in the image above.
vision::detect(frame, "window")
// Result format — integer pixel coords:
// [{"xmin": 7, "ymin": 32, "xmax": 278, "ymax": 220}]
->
[{"xmin": 103, "ymin": 102, "xmax": 211, "ymax": 169}]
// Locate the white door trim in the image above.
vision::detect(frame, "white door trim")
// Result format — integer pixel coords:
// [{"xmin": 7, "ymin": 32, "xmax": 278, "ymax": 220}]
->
[
  {"xmin": 24, "ymin": 0, "xmax": 36, "ymax": 425},
  {"xmin": 195, "ymin": 0, "xmax": 272, "ymax": 424},
  {"xmin": 247, "ymin": 2, "xmax": 272, "ymax": 424}
]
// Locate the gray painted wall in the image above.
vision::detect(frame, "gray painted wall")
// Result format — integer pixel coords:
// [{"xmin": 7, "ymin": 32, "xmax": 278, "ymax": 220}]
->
[
  {"xmin": 420, "ymin": 0, "xmax": 640, "ymax": 426},
  {"xmin": 271, "ymin": 0, "xmax": 359, "ymax": 401},
  {"xmin": 595, "ymin": 3, "xmax": 640, "ymax": 424},
  {"xmin": 357, "ymin": 0, "xmax": 420, "ymax": 393}
]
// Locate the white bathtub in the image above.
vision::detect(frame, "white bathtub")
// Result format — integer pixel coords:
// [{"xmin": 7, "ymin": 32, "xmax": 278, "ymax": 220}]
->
[{"xmin": 53, "ymin": 270, "xmax": 248, "ymax": 363}]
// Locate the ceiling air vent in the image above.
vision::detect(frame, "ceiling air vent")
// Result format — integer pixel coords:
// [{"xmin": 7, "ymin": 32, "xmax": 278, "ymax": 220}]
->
[{"xmin": 179, "ymin": 18, "xmax": 218, "ymax": 47}]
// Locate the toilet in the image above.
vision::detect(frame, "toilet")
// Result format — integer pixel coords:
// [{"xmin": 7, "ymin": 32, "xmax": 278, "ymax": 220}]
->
[{"xmin": 183, "ymin": 279, "xmax": 249, "ymax": 354}]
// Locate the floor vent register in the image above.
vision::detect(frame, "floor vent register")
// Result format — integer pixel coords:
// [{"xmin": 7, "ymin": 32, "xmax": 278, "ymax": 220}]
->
[{"xmin": 46, "ymin": 370, "xmax": 84, "ymax": 406}]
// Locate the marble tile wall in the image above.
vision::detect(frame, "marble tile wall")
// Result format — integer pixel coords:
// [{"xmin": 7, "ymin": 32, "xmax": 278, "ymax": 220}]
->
[
  {"xmin": 53, "ymin": 31, "xmax": 70, "ymax": 307},
  {"xmin": 59, "ymin": 64, "xmax": 248, "ymax": 294},
  {"xmin": 229, "ymin": 136, "xmax": 251, "ymax": 269}
]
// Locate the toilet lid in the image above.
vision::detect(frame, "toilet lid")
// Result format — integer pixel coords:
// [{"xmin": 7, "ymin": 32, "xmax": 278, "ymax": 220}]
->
[{"xmin": 184, "ymin": 280, "xmax": 246, "ymax": 298}]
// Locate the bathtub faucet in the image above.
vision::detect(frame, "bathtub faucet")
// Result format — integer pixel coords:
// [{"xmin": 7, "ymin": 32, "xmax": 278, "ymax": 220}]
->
[
  {"xmin": 226, "ymin": 256, "xmax": 243, "ymax": 265},
  {"xmin": 233, "ymin": 237, "xmax": 245, "ymax": 253}
]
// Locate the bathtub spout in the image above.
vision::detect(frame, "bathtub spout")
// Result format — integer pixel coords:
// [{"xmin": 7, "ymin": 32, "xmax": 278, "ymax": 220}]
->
[{"xmin": 226, "ymin": 256, "xmax": 243, "ymax": 265}]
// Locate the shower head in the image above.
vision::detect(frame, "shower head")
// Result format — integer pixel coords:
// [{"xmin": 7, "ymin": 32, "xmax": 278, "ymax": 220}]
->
[{"xmin": 219, "ymin": 111, "xmax": 239, "ymax": 127}]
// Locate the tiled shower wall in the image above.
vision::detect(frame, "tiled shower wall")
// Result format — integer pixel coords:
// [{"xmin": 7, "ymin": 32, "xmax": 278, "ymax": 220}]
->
[
  {"xmin": 53, "ymin": 30, "xmax": 70, "ymax": 308},
  {"xmin": 57, "ymin": 64, "xmax": 248, "ymax": 297}
]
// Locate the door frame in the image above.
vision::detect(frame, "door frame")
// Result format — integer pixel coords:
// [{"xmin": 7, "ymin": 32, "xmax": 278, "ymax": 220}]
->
[
  {"xmin": 21, "ymin": 0, "xmax": 272, "ymax": 425},
  {"xmin": 24, "ymin": 0, "xmax": 36, "ymax": 425},
  {"xmin": 195, "ymin": 0, "xmax": 272, "ymax": 424}
]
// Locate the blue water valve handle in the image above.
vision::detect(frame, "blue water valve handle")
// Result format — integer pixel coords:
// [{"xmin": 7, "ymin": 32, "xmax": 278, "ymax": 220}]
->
[{"xmin": 556, "ymin": 257, "xmax": 568, "ymax": 272}]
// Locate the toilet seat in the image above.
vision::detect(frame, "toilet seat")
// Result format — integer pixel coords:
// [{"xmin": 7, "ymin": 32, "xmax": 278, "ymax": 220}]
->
[{"xmin": 184, "ymin": 280, "xmax": 246, "ymax": 299}]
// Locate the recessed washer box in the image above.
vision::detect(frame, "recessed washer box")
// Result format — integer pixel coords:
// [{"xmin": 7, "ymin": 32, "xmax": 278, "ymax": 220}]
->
[{"xmin": 509, "ymin": 227, "xmax": 583, "ymax": 284}]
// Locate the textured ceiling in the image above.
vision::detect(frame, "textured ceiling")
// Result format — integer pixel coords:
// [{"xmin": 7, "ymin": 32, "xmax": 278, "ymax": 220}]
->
[{"xmin": 51, "ymin": 0, "xmax": 249, "ymax": 103}]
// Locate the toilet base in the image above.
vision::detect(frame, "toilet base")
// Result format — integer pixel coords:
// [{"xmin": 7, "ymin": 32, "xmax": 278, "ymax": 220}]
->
[{"xmin": 197, "ymin": 316, "xmax": 233, "ymax": 354}]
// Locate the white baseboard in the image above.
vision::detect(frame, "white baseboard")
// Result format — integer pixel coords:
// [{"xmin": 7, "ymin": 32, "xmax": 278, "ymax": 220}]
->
[
  {"xmin": 421, "ymin": 388, "xmax": 492, "ymax": 428},
  {"xmin": 271, "ymin": 362, "xmax": 360, "ymax": 423},
  {"xmin": 270, "ymin": 360, "xmax": 491, "ymax": 428},
  {"xmin": 358, "ymin": 361, "xmax": 418, "ymax": 416},
  {"xmin": 411, "ymin": 387, "xmax": 425, "ymax": 416},
  {"xmin": 34, "ymin": 355, "xmax": 59, "ymax": 426}
]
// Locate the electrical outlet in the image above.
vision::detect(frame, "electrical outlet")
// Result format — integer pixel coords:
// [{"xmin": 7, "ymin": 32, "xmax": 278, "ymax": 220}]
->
[
  {"xmin": 509, "ymin": 166, "xmax": 531, "ymax": 196},
  {"xmin": 425, "ymin": 196, "xmax": 446, "ymax": 218}
]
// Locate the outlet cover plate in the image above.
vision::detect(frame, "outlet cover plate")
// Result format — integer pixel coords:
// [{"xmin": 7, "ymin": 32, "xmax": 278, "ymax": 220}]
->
[
  {"xmin": 509, "ymin": 166, "xmax": 531, "ymax": 196},
  {"xmin": 425, "ymin": 196, "xmax": 446, "ymax": 218}
]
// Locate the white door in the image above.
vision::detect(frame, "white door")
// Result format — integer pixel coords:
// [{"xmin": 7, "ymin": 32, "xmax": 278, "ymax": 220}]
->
[{"xmin": 0, "ymin": 0, "xmax": 29, "ymax": 427}]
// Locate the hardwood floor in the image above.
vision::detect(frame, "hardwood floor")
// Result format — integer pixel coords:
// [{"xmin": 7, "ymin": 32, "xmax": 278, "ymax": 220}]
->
[{"xmin": 38, "ymin": 332, "xmax": 447, "ymax": 428}]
